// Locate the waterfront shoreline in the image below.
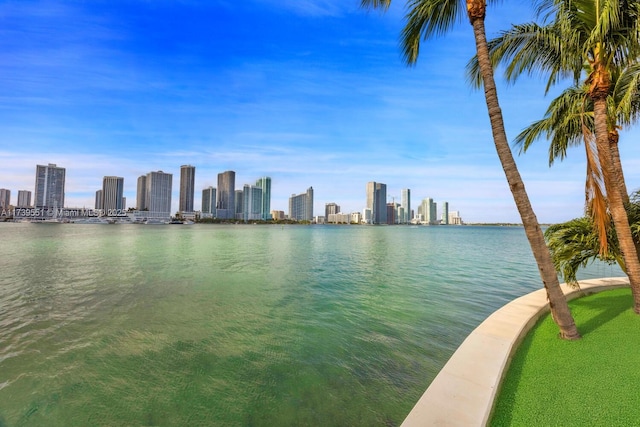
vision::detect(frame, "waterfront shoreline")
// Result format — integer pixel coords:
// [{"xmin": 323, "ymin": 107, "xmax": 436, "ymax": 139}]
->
[{"xmin": 401, "ymin": 277, "xmax": 630, "ymax": 426}]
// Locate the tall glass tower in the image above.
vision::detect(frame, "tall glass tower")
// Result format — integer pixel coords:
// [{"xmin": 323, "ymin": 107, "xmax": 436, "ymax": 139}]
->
[
  {"xmin": 255, "ymin": 177, "xmax": 272, "ymax": 220},
  {"xmin": 366, "ymin": 181, "xmax": 387, "ymax": 224},
  {"xmin": 441, "ymin": 201, "xmax": 449, "ymax": 225},
  {"xmin": 216, "ymin": 170, "xmax": 235, "ymax": 220},
  {"xmin": 202, "ymin": 186, "xmax": 216, "ymax": 215},
  {"xmin": 102, "ymin": 176, "xmax": 124, "ymax": 212},
  {"xmin": 243, "ymin": 184, "xmax": 263, "ymax": 221},
  {"xmin": 179, "ymin": 165, "xmax": 195, "ymax": 213},
  {"xmin": 136, "ymin": 175, "xmax": 147, "ymax": 210},
  {"xmin": 401, "ymin": 188, "xmax": 411, "ymax": 224},
  {"xmin": 35, "ymin": 163, "xmax": 66, "ymax": 209}
]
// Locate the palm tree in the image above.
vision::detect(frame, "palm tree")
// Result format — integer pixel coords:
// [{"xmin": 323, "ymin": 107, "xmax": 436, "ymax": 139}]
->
[
  {"xmin": 546, "ymin": 190, "xmax": 640, "ymax": 285},
  {"xmin": 360, "ymin": 0, "xmax": 580, "ymax": 339},
  {"xmin": 516, "ymin": 65, "xmax": 640, "ymax": 259},
  {"xmin": 546, "ymin": 217, "xmax": 622, "ymax": 285},
  {"xmin": 469, "ymin": 0, "xmax": 640, "ymax": 313},
  {"xmin": 513, "ymin": 85, "xmax": 610, "ymax": 256}
]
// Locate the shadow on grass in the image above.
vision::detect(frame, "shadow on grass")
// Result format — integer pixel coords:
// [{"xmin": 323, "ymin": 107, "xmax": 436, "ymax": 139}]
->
[
  {"xmin": 570, "ymin": 292, "xmax": 631, "ymax": 336},
  {"xmin": 491, "ymin": 289, "xmax": 633, "ymax": 426}
]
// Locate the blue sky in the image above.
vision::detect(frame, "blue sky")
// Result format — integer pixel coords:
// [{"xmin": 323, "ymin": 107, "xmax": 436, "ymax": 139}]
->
[{"xmin": 1, "ymin": 0, "xmax": 639, "ymax": 223}]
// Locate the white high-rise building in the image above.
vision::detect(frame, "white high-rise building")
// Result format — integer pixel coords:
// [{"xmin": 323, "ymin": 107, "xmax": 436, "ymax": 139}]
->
[
  {"xmin": 420, "ymin": 198, "xmax": 438, "ymax": 225},
  {"xmin": 146, "ymin": 171, "xmax": 172, "ymax": 217},
  {"xmin": 34, "ymin": 163, "xmax": 65, "ymax": 209},
  {"xmin": 255, "ymin": 177, "xmax": 272, "ymax": 220},
  {"xmin": 17, "ymin": 190, "xmax": 31, "ymax": 207},
  {"xmin": 0, "ymin": 189, "xmax": 10, "ymax": 210},
  {"xmin": 401, "ymin": 188, "xmax": 411, "ymax": 224},
  {"xmin": 202, "ymin": 186, "xmax": 216, "ymax": 216},
  {"xmin": 242, "ymin": 184, "xmax": 263, "ymax": 221},
  {"xmin": 102, "ymin": 176, "xmax": 124, "ymax": 212},
  {"xmin": 289, "ymin": 187, "xmax": 313, "ymax": 221}
]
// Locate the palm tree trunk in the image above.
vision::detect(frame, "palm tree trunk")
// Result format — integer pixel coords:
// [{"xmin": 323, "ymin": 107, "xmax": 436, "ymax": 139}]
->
[
  {"xmin": 608, "ymin": 130, "xmax": 640, "ymax": 266},
  {"xmin": 469, "ymin": 5, "xmax": 580, "ymax": 339},
  {"xmin": 609, "ymin": 131, "xmax": 629, "ymax": 204},
  {"xmin": 593, "ymin": 98, "xmax": 640, "ymax": 312}
]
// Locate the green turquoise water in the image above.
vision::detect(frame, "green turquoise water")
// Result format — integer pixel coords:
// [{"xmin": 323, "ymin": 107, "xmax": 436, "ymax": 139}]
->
[{"xmin": 0, "ymin": 223, "xmax": 621, "ymax": 426}]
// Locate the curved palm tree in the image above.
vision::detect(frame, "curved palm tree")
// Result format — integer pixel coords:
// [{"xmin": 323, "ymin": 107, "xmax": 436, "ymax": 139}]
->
[
  {"xmin": 545, "ymin": 216, "xmax": 621, "ymax": 285},
  {"xmin": 466, "ymin": 0, "xmax": 640, "ymax": 313},
  {"xmin": 546, "ymin": 190, "xmax": 640, "ymax": 284},
  {"xmin": 360, "ymin": 0, "xmax": 580, "ymax": 339},
  {"xmin": 514, "ymin": 85, "xmax": 610, "ymax": 256}
]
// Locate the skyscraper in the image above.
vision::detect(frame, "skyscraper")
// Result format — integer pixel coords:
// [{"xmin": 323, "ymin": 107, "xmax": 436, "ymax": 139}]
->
[
  {"xmin": 102, "ymin": 176, "xmax": 124, "ymax": 212},
  {"xmin": 146, "ymin": 171, "xmax": 172, "ymax": 216},
  {"xmin": 202, "ymin": 186, "xmax": 216, "ymax": 215},
  {"xmin": 179, "ymin": 165, "xmax": 195, "ymax": 213},
  {"xmin": 136, "ymin": 175, "xmax": 147, "ymax": 210},
  {"xmin": 441, "ymin": 201, "xmax": 449, "ymax": 225},
  {"xmin": 242, "ymin": 184, "xmax": 263, "ymax": 221},
  {"xmin": 401, "ymin": 188, "xmax": 411, "ymax": 224},
  {"xmin": 17, "ymin": 190, "xmax": 31, "ymax": 207},
  {"xmin": 0, "ymin": 189, "xmax": 10, "ymax": 210},
  {"xmin": 235, "ymin": 189, "xmax": 243, "ymax": 219},
  {"xmin": 95, "ymin": 190, "xmax": 103, "ymax": 210},
  {"xmin": 366, "ymin": 181, "xmax": 387, "ymax": 224},
  {"xmin": 420, "ymin": 198, "xmax": 438, "ymax": 225},
  {"xmin": 289, "ymin": 187, "xmax": 313, "ymax": 221},
  {"xmin": 216, "ymin": 170, "xmax": 235, "ymax": 220},
  {"xmin": 34, "ymin": 163, "xmax": 65, "ymax": 209},
  {"xmin": 255, "ymin": 177, "xmax": 272, "ymax": 220},
  {"xmin": 325, "ymin": 202, "xmax": 340, "ymax": 220}
]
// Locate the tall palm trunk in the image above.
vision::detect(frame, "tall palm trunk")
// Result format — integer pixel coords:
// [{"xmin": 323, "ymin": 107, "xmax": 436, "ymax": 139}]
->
[
  {"xmin": 591, "ymin": 77, "xmax": 640, "ymax": 312},
  {"xmin": 607, "ymin": 130, "xmax": 640, "ymax": 267},
  {"xmin": 609, "ymin": 130, "xmax": 629, "ymax": 203},
  {"xmin": 468, "ymin": 1, "xmax": 580, "ymax": 339}
]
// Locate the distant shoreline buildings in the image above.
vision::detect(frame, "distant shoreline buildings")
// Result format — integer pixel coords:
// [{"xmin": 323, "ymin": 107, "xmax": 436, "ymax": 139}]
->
[{"xmin": 1, "ymin": 164, "xmax": 463, "ymax": 225}]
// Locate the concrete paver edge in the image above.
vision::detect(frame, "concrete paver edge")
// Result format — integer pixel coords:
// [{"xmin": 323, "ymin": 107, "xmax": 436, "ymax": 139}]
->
[{"xmin": 400, "ymin": 276, "xmax": 630, "ymax": 427}]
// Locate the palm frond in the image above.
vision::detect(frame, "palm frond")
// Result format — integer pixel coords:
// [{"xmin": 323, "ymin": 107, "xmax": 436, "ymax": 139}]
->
[
  {"xmin": 360, "ymin": 0, "xmax": 392, "ymax": 10},
  {"xmin": 401, "ymin": 0, "xmax": 464, "ymax": 65}
]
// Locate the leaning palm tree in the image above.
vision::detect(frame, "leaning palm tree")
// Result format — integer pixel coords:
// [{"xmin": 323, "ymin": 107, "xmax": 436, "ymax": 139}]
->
[
  {"xmin": 469, "ymin": 0, "xmax": 640, "ymax": 313},
  {"xmin": 516, "ymin": 65, "xmax": 640, "ymax": 258},
  {"xmin": 546, "ymin": 189, "xmax": 640, "ymax": 285},
  {"xmin": 545, "ymin": 216, "xmax": 621, "ymax": 285},
  {"xmin": 360, "ymin": 0, "xmax": 580, "ymax": 338},
  {"xmin": 513, "ymin": 85, "xmax": 610, "ymax": 256}
]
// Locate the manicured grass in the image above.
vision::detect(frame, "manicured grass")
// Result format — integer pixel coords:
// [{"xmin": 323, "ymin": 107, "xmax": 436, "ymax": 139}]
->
[{"xmin": 491, "ymin": 288, "xmax": 640, "ymax": 426}]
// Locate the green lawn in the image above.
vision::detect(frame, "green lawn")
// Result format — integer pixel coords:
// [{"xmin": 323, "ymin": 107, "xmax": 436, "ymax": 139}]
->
[{"xmin": 490, "ymin": 287, "xmax": 640, "ymax": 426}]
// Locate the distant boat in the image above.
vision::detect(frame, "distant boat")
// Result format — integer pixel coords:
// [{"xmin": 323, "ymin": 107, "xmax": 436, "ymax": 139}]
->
[{"xmin": 144, "ymin": 218, "xmax": 167, "ymax": 225}]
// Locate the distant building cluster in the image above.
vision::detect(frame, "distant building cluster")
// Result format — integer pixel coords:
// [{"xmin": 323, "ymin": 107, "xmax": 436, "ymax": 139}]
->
[
  {"xmin": 319, "ymin": 182, "xmax": 462, "ymax": 225},
  {"xmin": 1, "ymin": 165, "xmax": 462, "ymax": 225},
  {"xmin": 0, "ymin": 163, "xmax": 308, "ymax": 223}
]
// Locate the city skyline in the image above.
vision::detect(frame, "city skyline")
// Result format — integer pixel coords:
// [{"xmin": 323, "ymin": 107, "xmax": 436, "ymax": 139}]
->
[
  {"xmin": 2, "ymin": 2, "xmax": 640, "ymax": 223},
  {"xmin": 2, "ymin": 163, "xmax": 463, "ymax": 224}
]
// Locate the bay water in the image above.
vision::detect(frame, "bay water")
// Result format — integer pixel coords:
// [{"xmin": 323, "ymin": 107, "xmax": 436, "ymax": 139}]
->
[{"xmin": 0, "ymin": 223, "xmax": 621, "ymax": 426}]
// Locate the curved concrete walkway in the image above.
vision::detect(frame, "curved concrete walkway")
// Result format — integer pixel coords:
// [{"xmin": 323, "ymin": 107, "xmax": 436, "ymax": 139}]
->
[{"xmin": 401, "ymin": 276, "xmax": 630, "ymax": 427}]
